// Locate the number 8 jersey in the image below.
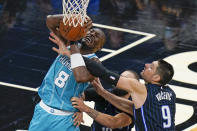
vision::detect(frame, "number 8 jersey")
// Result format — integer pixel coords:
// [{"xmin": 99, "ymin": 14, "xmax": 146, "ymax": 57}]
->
[
  {"xmin": 38, "ymin": 54, "xmax": 97, "ymax": 112},
  {"xmin": 133, "ymin": 83, "xmax": 176, "ymax": 131}
]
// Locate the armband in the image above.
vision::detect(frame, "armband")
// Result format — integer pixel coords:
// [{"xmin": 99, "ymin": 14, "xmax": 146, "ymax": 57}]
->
[
  {"xmin": 83, "ymin": 57, "xmax": 120, "ymax": 86},
  {"xmin": 71, "ymin": 53, "xmax": 85, "ymax": 69}
]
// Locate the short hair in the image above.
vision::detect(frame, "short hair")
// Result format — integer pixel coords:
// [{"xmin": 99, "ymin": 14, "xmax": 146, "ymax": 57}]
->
[
  {"xmin": 126, "ymin": 70, "xmax": 140, "ymax": 81},
  {"xmin": 112, "ymin": 70, "xmax": 139, "ymax": 96},
  {"xmin": 156, "ymin": 59, "xmax": 174, "ymax": 85}
]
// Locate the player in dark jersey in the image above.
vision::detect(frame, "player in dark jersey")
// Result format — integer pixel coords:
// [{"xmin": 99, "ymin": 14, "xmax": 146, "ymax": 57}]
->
[
  {"xmin": 84, "ymin": 88, "xmax": 134, "ymax": 131},
  {"xmin": 72, "ymin": 70, "xmax": 139, "ymax": 131},
  {"xmin": 87, "ymin": 60, "xmax": 176, "ymax": 131},
  {"xmin": 60, "ymin": 45, "xmax": 176, "ymax": 130}
]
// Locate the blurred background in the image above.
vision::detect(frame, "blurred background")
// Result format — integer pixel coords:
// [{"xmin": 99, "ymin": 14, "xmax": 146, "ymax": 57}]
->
[{"xmin": 0, "ymin": 0, "xmax": 196, "ymax": 130}]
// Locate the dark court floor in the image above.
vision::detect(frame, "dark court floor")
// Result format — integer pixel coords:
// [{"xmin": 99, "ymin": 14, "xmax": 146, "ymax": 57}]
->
[{"xmin": 0, "ymin": 0, "xmax": 197, "ymax": 130}]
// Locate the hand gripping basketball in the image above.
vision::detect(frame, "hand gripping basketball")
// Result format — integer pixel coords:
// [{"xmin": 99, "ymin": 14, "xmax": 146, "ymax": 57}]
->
[{"xmin": 59, "ymin": 16, "xmax": 92, "ymax": 42}]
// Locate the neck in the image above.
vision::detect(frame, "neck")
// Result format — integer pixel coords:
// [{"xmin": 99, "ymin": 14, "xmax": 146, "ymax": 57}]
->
[{"xmin": 148, "ymin": 81, "xmax": 162, "ymax": 86}]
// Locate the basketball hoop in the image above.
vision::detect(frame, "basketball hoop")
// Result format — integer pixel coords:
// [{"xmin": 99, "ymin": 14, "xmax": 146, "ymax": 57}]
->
[{"xmin": 62, "ymin": 0, "xmax": 90, "ymax": 27}]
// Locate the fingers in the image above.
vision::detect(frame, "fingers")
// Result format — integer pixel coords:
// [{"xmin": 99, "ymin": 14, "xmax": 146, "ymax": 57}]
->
[
  {"xmin": 85, "ymin": 21, "xmax": 92, "ymax": 32},
  {"xmin": 77, "ymin": 119, "xmax": 82, "ymax": 127},
  {"xmin": 73, "ymin": 112, "xmax": 84, "ymax": 127},
  {"xmin": 94, "ymin": 78, "xmax": 101, "ymax": 85},
  {"xmin": 84, "ymin": 16, "xmax": 92, "ymax": 32},
  {"xmin": 71, "ymin": 97, "xmax": 80, "ymax": 108},
  {"xmin": 91, "ymin": 79, "xmax": 99, "ymax": 86},
  {"xmin": 73, "ymin": 114, "xmax": 79, "ymax": 126},
  {"xmin": 71, "ymin": 97, "xmax": 86, "ymax": 112},
  {"xmin": 73, "ymin": 113, "xmax": 79, "ymax": 126},
  {"xmin": 49, "ymin": 36, "xmax": 57, "ymax": 44},
  {"xmin": 52, "ymin": 47, "xmax": 60, "ymax": 53},
  {"xmin": 86, "ymin": 20, "xmax": 92, "ymax": 29},
  {"xmin": 91, "ymin": 80, "xmax": 96, "ymax": 86},
  {"xmin": 50, "ymin": 32, "xmax": 59, "ymax": 41},
  {"xmin": 71, "ymin": 97, "xmax": 79, "ymax": 102},
  {"xmin": 97, "ymin": 78, "xmax": 102, "ymax": 85},
  {"xmin": 49, "ymin": 32, "xmax": 63, "ymax": 46},
  {"xmin": 72, "ymin": 101, "xmax": 78, "ymax": 107},
  {"xmin": 91, "ymin": 78, "xmax": 103, "ymax": 91},
  {"xmin": 72, "ymin": 113, "xmax": 77, "ymax": 118}
]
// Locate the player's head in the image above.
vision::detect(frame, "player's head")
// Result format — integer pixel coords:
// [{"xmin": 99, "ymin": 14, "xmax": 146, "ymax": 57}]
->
[
  {"xmin": 141, "ymin": 60, "xmax": 174, "ymax": 86},
  {"xmin": 80, "ymin": 28, "xmax": 105, "ymax": 54},
  {"xmin": 113, "ymin": 70, "xmax": 139, "ymax": 96}
]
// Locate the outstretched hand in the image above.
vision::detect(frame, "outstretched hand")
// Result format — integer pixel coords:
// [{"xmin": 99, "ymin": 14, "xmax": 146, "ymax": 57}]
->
[
  {"xmin": 49, "ymin": 32, "xmax": 71, "ymax": 56},
  {"xmin": 91, "ymin": 78, "xmax": 104, "ymax": 95}
]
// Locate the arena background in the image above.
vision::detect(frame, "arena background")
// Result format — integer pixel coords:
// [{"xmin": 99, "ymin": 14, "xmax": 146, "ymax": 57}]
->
[{"xmin": 0, "ymin": 0, "xmax": 196, "ymax": 131}]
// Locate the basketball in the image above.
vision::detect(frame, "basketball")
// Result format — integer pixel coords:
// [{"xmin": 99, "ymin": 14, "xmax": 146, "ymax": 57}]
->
[{"xmin": 59, "ymin": 16, "xmax": 92, "ymax": 41}]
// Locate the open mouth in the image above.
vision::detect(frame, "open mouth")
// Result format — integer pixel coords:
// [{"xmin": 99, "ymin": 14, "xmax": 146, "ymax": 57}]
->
[
  {"xmin": 85, "ymin": 37, "xmax": 91, "ymax": 44},
  {"xmin": 84, "ymin": 35, "xmax": 94, "ymax": 45}
]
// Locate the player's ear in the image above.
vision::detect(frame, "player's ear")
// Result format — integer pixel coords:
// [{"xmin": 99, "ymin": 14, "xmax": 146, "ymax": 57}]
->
[{"xmin": 153, "ymin": 74, "xmax": 160, "ymax": 82}]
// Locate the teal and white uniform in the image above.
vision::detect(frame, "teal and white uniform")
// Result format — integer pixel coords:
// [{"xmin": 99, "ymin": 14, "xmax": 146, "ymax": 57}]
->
[{"xmin": 29, "ymin": 53, "xmax": 97, "ymax": 131}]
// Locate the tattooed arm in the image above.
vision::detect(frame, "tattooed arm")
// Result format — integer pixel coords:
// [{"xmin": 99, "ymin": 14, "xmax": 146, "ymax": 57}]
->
[{"xmin": 71, "ymin": 97, "xmax": 132, "ymax": 129}]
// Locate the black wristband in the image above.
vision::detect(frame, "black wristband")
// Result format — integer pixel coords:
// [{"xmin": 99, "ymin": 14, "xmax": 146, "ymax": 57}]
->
[{"xmin": 83, "ymin": 57, "xmax": 120, "ymax": 86}]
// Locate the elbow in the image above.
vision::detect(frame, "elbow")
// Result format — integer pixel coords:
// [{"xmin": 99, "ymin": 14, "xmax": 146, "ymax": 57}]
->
[
  {"xmin": 103, "ymin": 119, "xmax": 118, "ymax": 129},
  {"xmin": 75, "ymin": 75, "xmax": 90, "ymax": 83},
  {"xmin": 46, "ymin": 15, "xmax": 56, "ymax": 30},
  {"xmin": 105, "ymin": 123, "xmax": 117, "ymax": 129},
  {"xmin": 46, "ymin": 15, "xmax": 52, "ymax": 27},
  {"xmin": 74, "ymin": 71, "xmax": 93, "ymax": 83},
  {"xmin": 75, "ymin": 78, "xmax": 85, "ymax": 83}
]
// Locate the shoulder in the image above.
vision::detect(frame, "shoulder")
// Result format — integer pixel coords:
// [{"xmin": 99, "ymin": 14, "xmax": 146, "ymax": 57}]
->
[{"xmin": 165, "ymin": 85, "xmax": 176, "ymax": 97}]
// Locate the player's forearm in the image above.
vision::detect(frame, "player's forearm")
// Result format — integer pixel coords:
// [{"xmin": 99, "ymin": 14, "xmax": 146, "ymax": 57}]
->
[
  {"xmin": 83, "ymin": 57, "xmax": 120, "ymax": 86},
  {"xmin": 46, "ymin": 14, "xmax": 67, "ymax": 43},
  {"xmin": 85, "ymin": 106, "xmax": 99, "ymax": 120},
  {"xmin": 70, "ymin": 45, "xmax": 93, "ymax": 82},
  {"xmin": 98, "ymin": 89, "xmax": 133, "ymax": 115},
  {"xmin": 46, "ymin": 14, "xmax": 63, "ymax": 32},
  {"xmin": 85, "ymin": 106, "xmax": 120, "ymax": 129}
]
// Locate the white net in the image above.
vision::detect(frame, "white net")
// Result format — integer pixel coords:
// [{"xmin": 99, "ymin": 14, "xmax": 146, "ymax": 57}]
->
[{"xmin": 62, "ymin": 0, "xmax": 90, "ymax": 27}]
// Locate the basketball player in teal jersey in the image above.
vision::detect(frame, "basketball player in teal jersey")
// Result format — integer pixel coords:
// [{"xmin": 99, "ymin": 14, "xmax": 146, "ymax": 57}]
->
[{"xmin": 28, "ymin": 15, "xmax": 105, "ymax": 131}]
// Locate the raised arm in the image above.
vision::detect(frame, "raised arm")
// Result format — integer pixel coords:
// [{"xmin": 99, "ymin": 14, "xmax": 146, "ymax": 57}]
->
[
  {"xmin": 71, "ymin": 97, "xmax": 132, "ymax": 129},
  {"xmin": 83, "ymin": 57, "xmax": 144, "ymax": 93},
  {"xmin": 48, "ymin": 32, "xmax": 95, "ymax": 83},
  {"xmin": 46, "ymin": 14, "xmax": 66, "ymax": 43},
  {"xmin": 46, "ymin": 14, "xmax": 63, "ymax": 33},
  {"xmin": 70, "ymin": 44, "xmax": 95, "ymax": 82}
]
